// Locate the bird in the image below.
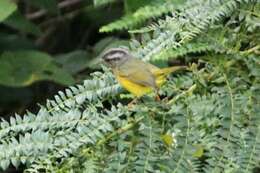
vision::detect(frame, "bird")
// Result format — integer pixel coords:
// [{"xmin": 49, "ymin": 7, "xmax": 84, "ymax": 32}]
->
[{"xmin": 102, "ymin": 47, "xmax": 186, "ymax": 100}]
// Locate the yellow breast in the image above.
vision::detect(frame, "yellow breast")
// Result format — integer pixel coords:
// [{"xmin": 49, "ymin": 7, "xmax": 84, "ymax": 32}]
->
[{"xmin": 116, "ymin": 75, "xmax": 166, "ymax": 97}]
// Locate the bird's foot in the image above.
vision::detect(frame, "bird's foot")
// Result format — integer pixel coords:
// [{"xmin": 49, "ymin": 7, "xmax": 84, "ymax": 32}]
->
[{"xmin": 155, "ymin": 95, "xmax": 161, "ymax": 101}]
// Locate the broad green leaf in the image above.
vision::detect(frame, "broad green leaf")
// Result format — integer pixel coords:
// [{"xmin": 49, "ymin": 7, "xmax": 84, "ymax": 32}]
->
[
  {"xmin": 4, "ymin": 11, "xmax": 42, "ymax": 36},
  {"xmin": 0, "ymin": 33, "xmax": 35, "ymax": 51},
  {"xmin": 55, "ymin": 50, "xmax": 91, "ymax": 74},
  {"xmin": 0, "ymin": 51, "xmax": 74, "ymax": 87},
  {"xmin": 0, "ymin": 0, "xmax": 17, "ymax": 22}
]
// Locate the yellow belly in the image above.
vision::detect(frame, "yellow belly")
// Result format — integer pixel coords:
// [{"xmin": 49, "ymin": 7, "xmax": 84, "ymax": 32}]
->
[{"xmin": 117, "ymin": 75, "xmax": 166, "ymax": 97}]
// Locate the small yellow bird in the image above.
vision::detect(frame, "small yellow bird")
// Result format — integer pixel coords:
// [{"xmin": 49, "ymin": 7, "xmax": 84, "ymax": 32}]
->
[{"xmin": 102, "ymin": 48, "xmax": 186, "ymax": 98}]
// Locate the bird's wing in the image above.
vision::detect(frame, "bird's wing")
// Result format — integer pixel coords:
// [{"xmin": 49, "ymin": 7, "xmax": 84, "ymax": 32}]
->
[{"xmin": 117, "ymin": 58, "xmax": 157, "ymax": 88}]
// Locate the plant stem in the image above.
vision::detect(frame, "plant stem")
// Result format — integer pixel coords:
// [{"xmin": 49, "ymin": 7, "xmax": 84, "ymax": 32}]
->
[
  {"xmin": 167, "ymin": 84, "xmax": 197, "ymax": 105},
  {"xmin": 97, "ymin": 117, "xmax": 144, "ymax": 146}
]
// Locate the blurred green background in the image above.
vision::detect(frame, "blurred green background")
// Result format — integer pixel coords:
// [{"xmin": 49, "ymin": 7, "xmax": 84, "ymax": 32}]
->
[
  {"xmin": 0, "ymin": 0, "xmax": 130, "ymax": 122},
  {"xmin": 0, "ymin": 1, "xmax": 128, "ymax": 172}
]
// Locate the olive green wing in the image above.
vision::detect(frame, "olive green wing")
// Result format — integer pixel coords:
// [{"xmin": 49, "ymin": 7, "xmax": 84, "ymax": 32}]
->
[{"xmin": 118, "ymin": 58, "xmax": 157, "ymax": 88}]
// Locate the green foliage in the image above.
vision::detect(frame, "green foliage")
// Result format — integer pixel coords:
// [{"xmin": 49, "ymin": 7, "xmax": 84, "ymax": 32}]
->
[
  {"xmin": 0, "ymin": 0, "xmax": 260, "ymax": 172},
  {"xmin": 100, "ymin": 0, "xmax": 184, "ymax": 32},
  {"xmin": 0, "ymin": 1, "xmax": 73, "ymax": 88},
  {"xmin": 4, "ymin": 12, "xmax": 42, "ymax": 36},
  {"xmin": 0, "ymin": 33, "xmax": 35, "ymax": 51},
  {"xmin": 93, "ymin": 0, "xmax": 117, "ymax": 7},
  {"xmin": 130, "ymin": 0, "xmax": 251, "ymax": 61},
  {"xmin": 27, "ymin": 0, "xmax": 58, "ymax": 13},
  {"xmin": 0, "ymin": 0, "xmax": 17, "ymax": 22},
  {"xmin": 0, "ymin": 51, "xmax": 74, "ymax": 86},
  {"xmin": 55, "ymin": 50, "xmax": 91, "ymax": 75}
]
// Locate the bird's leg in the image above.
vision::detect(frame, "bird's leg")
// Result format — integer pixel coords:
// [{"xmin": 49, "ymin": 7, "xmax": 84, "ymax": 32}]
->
[
  {"xmin": 155, "ymin": 94, "xmax": 161, "ymax": 101},
  {"xmin": 155, "ymin": 87, "xmax": 161, "ymax": 101}
]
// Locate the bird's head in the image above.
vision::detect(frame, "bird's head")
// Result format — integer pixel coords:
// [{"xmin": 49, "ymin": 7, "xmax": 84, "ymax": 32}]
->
[{"xmin": 102, "ymin": 48, "xmax": 132, "ymax": 68}]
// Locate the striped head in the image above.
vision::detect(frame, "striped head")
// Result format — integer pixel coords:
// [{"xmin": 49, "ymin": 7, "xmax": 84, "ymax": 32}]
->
[{"xmin": 102, "ymin": 48, "xmax": 132, "ymax": 68}]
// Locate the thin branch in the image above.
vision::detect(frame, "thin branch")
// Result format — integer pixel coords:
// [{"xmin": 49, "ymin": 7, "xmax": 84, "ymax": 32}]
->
[
  {"xmin": 97, "ymin": 117, "xmax": 144, "ymax": 146},
  {"xmin": 241, "ymin": 45, "xmax": 260, "ymax": 55},
  {"xmin": 167, "ymin": 84, "xmax": 197, "ymax": 105},
  {"xmin": 26, "ymin": 0, "xmax": 83, "ymax": 20}
]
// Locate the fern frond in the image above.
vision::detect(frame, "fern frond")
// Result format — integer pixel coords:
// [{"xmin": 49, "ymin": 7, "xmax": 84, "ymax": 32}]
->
[
  {"xmin": 238, "ymin": 126, "xmax": 260, "ymax": 172},
  {"xmin": 134, "ymin": 0, "xmax": 249, "ymax": 61},
  {"xmin": 0, "ymin": 68, "xmax": 121, "ymax": 143},
  {"xmin": 233, "ymin": 77, "xmax": 260, "ymax": 172},
  {"xmin": 100, "ymin": 1, "xmax": 183, "ymax": 32},
  {"xmin": 1, "ymin": 0, "xmax": 259, "ymax": 172},
  {"xmin": 203, "ymin": 71, "xmax": 260, "ymax": 172},
  {"xmin": 0, "ymin": 107, "xmax": 78, "ymax": 141},
  {"xmin": 0, "ymin": 103, "xmax": 131, "ymax": 171},
  {"xmin": 131, "ymin": 118, "xmax": 163, "ymax": 172},
  {"xmin": 0, "ymin": 130, "xmax": 52, "ymax": 170},
  {"xmin": 152, "ymin": 41, "xmax": 222, "ymax": 61},
  {"xmin": 45, "ymin": 68, "xmax": 121, "ymax": 114}
]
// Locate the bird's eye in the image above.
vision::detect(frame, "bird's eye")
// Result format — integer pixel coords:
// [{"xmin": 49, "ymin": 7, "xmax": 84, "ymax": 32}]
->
[
  {"xmin": 111, "ymin": 57, "xmax": 119, "ymax": 61},
  {"xmin": 105, "ymin": 58, "xmax": 115, "ymax": 62},
  {"xmin": 104, "ymin": 56, "xmax": 122, "ymax": 63},
  {"xmin": 115, "ymin": 57, "xmax": 121, "ymax": 61}
]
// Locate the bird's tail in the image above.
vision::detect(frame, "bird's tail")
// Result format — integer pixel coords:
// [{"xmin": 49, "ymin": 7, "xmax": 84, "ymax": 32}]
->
[{"xmin": 155, "ymin": 66, "xmax": 187, "ymax": 76}]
